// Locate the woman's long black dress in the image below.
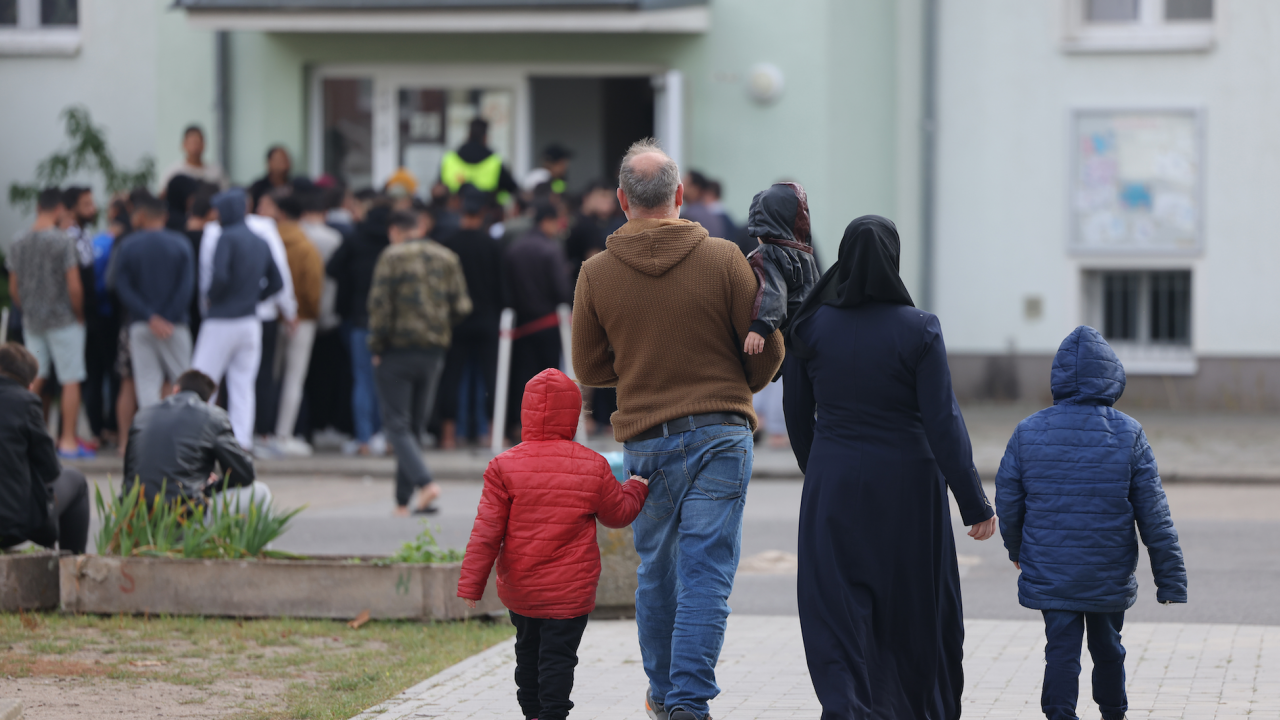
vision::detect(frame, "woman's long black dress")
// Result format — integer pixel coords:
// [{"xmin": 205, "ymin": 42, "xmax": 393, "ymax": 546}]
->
[{"xmin": 783, "ymin": 302, "xmax": 993, "ymax": 720}]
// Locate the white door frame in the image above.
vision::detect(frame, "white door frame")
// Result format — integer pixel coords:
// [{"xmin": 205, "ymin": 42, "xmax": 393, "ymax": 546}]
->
[{"xmin": 308, "ymin": 62, "xmax": 678, "ymax": 190}]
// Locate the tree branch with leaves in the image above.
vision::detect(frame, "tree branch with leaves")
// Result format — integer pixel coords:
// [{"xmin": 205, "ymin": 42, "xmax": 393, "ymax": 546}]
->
[{"xmin": 8, "ymin": 105, "xmax": 155, "ymax": 212}]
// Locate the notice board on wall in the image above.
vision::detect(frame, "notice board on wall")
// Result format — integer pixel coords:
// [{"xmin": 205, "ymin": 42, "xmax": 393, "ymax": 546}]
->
[{"xmin": 1072, "ymin": 110, "xmax": 1202, "ymax": 254}]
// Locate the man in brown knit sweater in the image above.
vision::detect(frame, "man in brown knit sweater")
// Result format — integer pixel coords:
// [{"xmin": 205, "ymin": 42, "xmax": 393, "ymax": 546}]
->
[{"xmin": 572, "ymin": 139, "xmax": 783, "ymax": 720}]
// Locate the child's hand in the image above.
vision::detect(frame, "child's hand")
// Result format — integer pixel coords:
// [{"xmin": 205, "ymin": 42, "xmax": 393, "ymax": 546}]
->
[
  {"xmin": 744, "ymin": 331, "xmax": 765, "ymax": 355},
  {"xmin": 967, "ymin": 516, "xmax": 997, "ymax": 541},
  {"xmin": 464, "ymin": 598, "xmax": 477, "ymax": 609},
  {"xmin": 630, "ymin": 474, "xmax": 649, "ymax": 486}
]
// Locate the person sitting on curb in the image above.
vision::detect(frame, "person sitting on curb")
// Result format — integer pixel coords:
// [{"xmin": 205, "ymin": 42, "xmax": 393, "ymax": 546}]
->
[
  {"xmin": 123, "ymin": 369, "xmax": 269, "ymax": 511},
  {"xmin": 458, "ymin": 368, "xmax": 650, "ymax": 720},
  {"xmin": 996, "ymin": 326, "xmax": 1187, "ymax": 720},
  {"xmin": 0, "ymin": 342, "xmax": 90, "ymax": 554}
]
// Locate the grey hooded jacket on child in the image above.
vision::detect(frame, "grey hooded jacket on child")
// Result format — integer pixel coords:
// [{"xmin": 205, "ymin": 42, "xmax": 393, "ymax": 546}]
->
[{"xmin": 745, "ymin": 182, "xmax": 821, "ymax": 339}]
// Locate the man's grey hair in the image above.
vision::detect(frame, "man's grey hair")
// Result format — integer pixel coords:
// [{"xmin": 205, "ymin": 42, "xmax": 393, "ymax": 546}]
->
[{"xmin": 618, "ymin": 138, "xmax": 680, "ymax": 210}]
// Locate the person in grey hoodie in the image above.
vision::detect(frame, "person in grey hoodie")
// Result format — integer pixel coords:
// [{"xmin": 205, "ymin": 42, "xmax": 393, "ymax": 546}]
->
[{"xmin": 191, "ymin": 189, "xmax": 284, "ymax": 448}]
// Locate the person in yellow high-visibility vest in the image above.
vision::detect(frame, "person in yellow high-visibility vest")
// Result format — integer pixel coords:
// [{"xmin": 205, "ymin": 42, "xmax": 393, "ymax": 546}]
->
[{"xmin": 440, "ymin": 119, "xmax": 519, "ymax": 204}]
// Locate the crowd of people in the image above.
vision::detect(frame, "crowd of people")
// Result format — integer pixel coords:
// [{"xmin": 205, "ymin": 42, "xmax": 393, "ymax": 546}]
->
[{"xmin": 0, "ymin": 121, "xmax": 754, "ymax": 480}]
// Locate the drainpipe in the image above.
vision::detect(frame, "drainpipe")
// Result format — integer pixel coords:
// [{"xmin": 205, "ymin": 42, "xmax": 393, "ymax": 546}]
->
[
  {"xmin": 919, "ymin": 0, "xmax": 939, "ymax": 311},
  {"xmin": 215, "ymin": 30, "xmax": 231, "ymax": 179}
]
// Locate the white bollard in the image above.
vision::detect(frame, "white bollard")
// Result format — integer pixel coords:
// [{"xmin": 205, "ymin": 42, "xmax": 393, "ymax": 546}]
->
[
  {"xmin": 0, "ymin": 307, "xmax": 8, "ymax": 344},
  {"xmin": 556, "ymin": 303, "xmax": 588, "ymax": 444},
  {"xmin": 491, "ymin": 308, "xmax": 516, "ymax": 456}
]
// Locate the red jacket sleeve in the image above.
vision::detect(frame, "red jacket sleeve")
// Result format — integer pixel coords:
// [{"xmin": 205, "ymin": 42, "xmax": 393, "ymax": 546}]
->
[
  {"xmin": 595, "ymin": 459, "xmax": 649, "ymax": 529},
  {"xmin": 458, "ymin": 460, "xmax": 511, "ymax": 600}
]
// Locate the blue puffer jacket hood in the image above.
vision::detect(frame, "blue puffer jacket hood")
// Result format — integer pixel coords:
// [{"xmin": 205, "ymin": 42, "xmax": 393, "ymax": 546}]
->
[
  {"xmin": 1052, "ymin": 325, "xmax": 1126, "ymax": 407},
  {"xmin": 994, "ymin": 327, "xmax": 1187, "ymax": 613}
]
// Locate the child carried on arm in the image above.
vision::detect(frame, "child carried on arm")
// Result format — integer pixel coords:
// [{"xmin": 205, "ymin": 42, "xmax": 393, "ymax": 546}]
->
[{"xmin": 742, "ymin": 182, "xmax": 821, "ymax": 355}]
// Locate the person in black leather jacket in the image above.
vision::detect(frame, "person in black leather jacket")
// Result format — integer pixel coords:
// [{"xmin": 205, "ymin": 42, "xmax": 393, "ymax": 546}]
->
[
  {"xmin": 0, "ymin": 343, "xmax": 90, "ymax": 553},
  {"xmin": 122, "ymin": 369, "xmax": 267, "ymax": 508},
  {"xmin": 742, "ymin": 182, "xmax": 822, "ymax": 356}
]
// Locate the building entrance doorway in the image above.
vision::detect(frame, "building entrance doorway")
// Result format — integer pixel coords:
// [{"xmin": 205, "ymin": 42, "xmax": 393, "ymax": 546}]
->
[
  {"xmin": 310, "ymin": 65, "xmax": 680, "ymax": 194},
  {"xmin": 530, "ymin": 76, "xmax": 654, "ymax": 194}
]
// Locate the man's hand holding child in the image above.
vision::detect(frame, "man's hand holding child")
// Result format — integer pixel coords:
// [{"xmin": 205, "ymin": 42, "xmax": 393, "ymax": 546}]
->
[{"xmin": 743, "ymin": 331, "xmax": 765, "ymax": 355}]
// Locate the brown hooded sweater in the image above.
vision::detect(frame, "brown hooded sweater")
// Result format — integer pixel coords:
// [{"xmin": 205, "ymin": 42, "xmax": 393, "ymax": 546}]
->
[{"xmin": 572, "ymin": 218, "xmax": 785, "ymax": 441}]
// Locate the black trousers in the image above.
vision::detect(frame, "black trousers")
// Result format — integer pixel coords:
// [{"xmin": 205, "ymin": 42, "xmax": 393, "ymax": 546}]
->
[
  {"xmin": 0, "ymin": 468, "xmax": 90, "ymax": 555},
  {"xmin": 298, "ymin": 327, "xmax": 353, "ymax": 438},
  {"xmin": 254, "ymin": 319, "xmax": 280, "ymax": 436},
  {"xmin": 509, "ymin": 611, "xmax": 589, "ymax": 720},
  {"xmin": 508, "ymin": 329, "xmax": 561, "ymax": 440},
  {"xmin": 84, "ymin": 314, "xmax": 120, "ymax": 437},
  {"xmin": 436, "ymin": 333, "xmax": 498, "ymax": 428}
]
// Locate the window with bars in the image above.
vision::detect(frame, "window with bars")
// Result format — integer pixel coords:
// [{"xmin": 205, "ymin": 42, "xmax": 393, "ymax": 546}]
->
[{"xmin": 1088, "ymin": 270, "xmax": 1191, "ymax": 346}]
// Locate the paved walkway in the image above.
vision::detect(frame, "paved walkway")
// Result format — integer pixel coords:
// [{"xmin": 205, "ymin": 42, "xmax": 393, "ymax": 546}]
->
[{"xmin": 353, "ymin": 617, "xmax": 1280, "ymax": 719}]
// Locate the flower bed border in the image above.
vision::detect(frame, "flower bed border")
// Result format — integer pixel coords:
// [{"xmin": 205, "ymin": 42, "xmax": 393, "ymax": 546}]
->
[
  {"xmin": 59, "ymin": 555, "xmax": 503, "ymax": 620},
  {"xmin": 1, "ymin": 550, "xmax": 64, "ymax": 611}
]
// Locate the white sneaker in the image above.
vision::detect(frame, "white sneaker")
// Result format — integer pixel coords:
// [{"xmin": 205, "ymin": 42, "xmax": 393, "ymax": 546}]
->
[
  {"xmin": 368, "ymin": 433, "xmax": 388, "ymax": 457},
  {"xmin": 276, "ymin": 436, "xmax": 314, "ymax": 457}
]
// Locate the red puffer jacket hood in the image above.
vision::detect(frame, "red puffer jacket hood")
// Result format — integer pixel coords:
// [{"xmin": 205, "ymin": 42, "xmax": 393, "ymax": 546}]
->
[
  {"xmin": 458, "ymin": 368, "xmax": 649, "ymax": 619},
  {"xmin": 520, "ymin": 367, "xmax": 581, "ymax": 442}
]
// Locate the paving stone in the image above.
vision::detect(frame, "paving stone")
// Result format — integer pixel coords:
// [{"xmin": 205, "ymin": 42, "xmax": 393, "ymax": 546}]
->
[{"xmin": 352, "ymin": 617, "xmax": 1280, "ymax": 719}]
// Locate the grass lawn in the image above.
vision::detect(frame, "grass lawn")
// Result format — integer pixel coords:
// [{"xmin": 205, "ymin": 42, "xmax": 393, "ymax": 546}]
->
[{"xmin": 0, "ymin": 611, "xmax": 515, "ymax": 719}]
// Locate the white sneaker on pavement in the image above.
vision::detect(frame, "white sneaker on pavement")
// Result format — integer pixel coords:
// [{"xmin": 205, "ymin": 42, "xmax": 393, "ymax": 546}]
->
[
  {"xmin": 276, "ymin": 436, "xmax": 314, "ymax": 457},
  {"xmin": 253, "ymin": 437, "xmax": 283, "ymax": 459}
]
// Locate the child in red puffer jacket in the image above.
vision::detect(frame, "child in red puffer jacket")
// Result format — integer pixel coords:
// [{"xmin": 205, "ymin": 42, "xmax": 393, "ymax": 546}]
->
[{"xmin": 458, "ymin": 367, "xmax": 649, "ymax": 720}]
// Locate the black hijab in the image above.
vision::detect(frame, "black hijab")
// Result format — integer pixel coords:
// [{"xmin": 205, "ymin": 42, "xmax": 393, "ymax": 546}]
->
[{"xmin": 785, "ymin": 214, "xmax": 914, "ymax": 358}]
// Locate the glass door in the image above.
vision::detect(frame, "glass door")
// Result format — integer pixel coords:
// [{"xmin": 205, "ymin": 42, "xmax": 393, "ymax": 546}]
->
[
  {"xmin": 398, "ymin": 87, "xmax": 515, "ymax": 197},
  {"xmin": 320, "ymin": 77, "xmax": 374, "ymax": 191},
  {"xmin": 313, "ymin": 65, "xmax": 526, "ymax": 197}
]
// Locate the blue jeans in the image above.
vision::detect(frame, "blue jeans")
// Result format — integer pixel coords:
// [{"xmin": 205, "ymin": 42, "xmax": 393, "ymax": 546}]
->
[
  {"xmin": 624, "ymin": 421, "xmax": 753, "ymax": 720},
  {"xmin": 343, "ymin": 325, "xmax": 381, "ymax": 443},
  {"xmin": 1042, "ymin": 610, "xmax": 1127, "ymax": 720}
]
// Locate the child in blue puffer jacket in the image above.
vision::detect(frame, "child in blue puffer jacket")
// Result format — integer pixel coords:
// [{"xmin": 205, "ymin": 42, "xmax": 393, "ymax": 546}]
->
[{"xmin": 996, "ymin": 326, "xmax": 1187, "ymax": 720}]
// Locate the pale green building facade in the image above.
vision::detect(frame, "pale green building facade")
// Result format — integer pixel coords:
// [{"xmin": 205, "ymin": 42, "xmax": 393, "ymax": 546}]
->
[{"xmin": 1, "ymin": 0, "xmax": 929, "ymax": 297}]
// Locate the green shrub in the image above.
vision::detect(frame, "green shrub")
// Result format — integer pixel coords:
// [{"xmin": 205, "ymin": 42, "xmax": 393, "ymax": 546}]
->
[{"xmin": 94, "ymin": 480, "xmax": 304, "ymax": 560}]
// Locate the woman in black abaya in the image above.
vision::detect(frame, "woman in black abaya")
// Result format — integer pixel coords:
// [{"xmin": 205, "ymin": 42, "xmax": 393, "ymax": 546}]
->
[{"xmin": 782, "ymin": 215, "xmax": 997, "ymax": 719}]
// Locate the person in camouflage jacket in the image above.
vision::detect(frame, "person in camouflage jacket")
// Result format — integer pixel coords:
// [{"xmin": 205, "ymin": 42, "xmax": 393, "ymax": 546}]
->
[
  {"xmin": 367, "ymin": 221, "xmax": 472, "ymax": 354},
  {"xmin": 367, "ymin": 209, "xmax": 472, "ymax": 514}
]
